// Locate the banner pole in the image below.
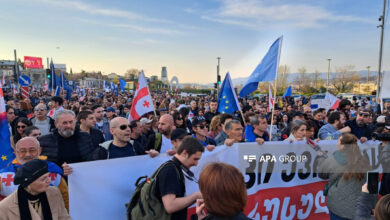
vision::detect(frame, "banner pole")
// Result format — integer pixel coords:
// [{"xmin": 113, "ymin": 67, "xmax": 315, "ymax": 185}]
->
[
  {"xmin": 240, "ymin": 110, "xmax": 247, "ymax": 125},
  {"xmin": 269, "ymin": 78, "xmax": 278, "ymax": 141}
]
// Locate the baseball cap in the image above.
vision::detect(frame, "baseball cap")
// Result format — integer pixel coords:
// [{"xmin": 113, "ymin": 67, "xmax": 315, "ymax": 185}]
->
[
  {"xmin": 106, "ymin": 107, "xmax": 115, "ymax": 112},
  {"xmin": 140, "ymin": 117, "xmax": 153, "ymax": 125},
  {"xmin": 192, "ymin": 116, "xmax": 206, "ymax": 127},
  {"xmin": 171, "ymin": 128, "xmax": 188, "ymax": 141}
]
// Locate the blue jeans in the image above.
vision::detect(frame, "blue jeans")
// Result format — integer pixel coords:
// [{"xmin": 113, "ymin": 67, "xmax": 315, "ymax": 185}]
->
[{"xmin": 329, "ymin": 211, "xmax": 350, "ymax": 220}]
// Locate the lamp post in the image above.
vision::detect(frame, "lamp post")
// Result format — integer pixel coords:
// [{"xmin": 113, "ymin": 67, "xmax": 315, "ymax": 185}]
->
[
  {"xmin": 327, "ymin": 58, "xmax": 331, "ymax": 92},
  {"xmin": 366, "ymin": 66, "xmax": 370, "ymax": 84}
]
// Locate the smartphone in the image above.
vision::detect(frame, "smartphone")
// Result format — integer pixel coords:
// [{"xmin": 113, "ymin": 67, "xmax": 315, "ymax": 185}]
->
[{"xmin": 366, "ymin": 172, "xmax": 379, "ymax": 194}]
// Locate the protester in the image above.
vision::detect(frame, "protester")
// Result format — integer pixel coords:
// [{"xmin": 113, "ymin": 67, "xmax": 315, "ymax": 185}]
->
[
  {"xmin": 0, "ymin": 137, "xmax": 70, "ymax": 208},
  {"xmin": 154, "ymin": 137, "xmax": 204, "ymax": 219},
  {"xmin": 204, "ymin": 100, "xmax": 218, "ymax": 125},
  {"xmin": 12, "ymin": 117, "xmax": 32, "ymax": 147},
  {"xmin": 129, "ymin": 119, "xmax": 149, "ymax": 155},
  {"xmin": 92, "ymin": 104, "xmax": 113, "ymax": 141},
  {"xmin": 195, "ymin": 162, "xmax": 251, "ymax": 220},
  {"xmin": 22, "ymin": 126, "xmax": 41, "ymax": 138},
  {"xmin": 284, "ymin": 119, "xmax": 307, "ymax": 142},
  {"xmin": 318, "ymin": 133, "xmax": 370, "ymax": 220},
  {"xmin": 319, "ymin": 111, "xmax": 351, "ymax": 140},
  {"xmin": 49, "ymin": 96, "xmax": 65, "ymax": 119},
  {"xmin": 215, "ymin": 114, "xmax": 234, "ymax": 145},
  {"xmin": 223, "ymin": 120, "xmax": 245, "ymax": 146},
  {"xmin": 245, "ymin": 115, "xmax": 269, "ymax": 143},
  {"xmin": 146, "ymin": 114, "xmax": 175, "ymax": 153},
  {"xmin": 168, "ymin": 128, "xmax": 188, "ymax": 155},
  {"xmin": 207, "ymin": 115, "xmax": 222, "ymax": 139},
  {"xmin": 354, "ymin": 184, "xmax": 390, "ymax": 220},
  {"xmin": 77, "ymin": 110, "xmax": 105, "ymax": 149},
  {"xmin": 39, "ymin": 109, "xmax": 98, "ymax": 167},
  {"xmin": 0, "ymin": 159, "xmax": 70, "ymax": 219},
  {"xmin": 345, "ymin": 109, "xmax": 372, "ymax": 142},
  {"xmin": 30, "ymin": 103, "xmax": 55, "ymax": 136},
  {"xmin": 6, "ymin": 105, "xmax": 16, "ymax": 135},
  {"xmin": 191, "ymin": 117, "xmax": 216, "ymax": 151}
]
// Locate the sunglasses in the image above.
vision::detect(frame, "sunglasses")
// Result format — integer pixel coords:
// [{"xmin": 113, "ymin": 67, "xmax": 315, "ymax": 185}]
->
[
  {"xmin": 119, "ymin": 124, "xmax": 131, "ymax": 130},
  {"xmin": 196, "ymin": 124, "xmax": 207, "ymax": 129},
  {"xmin": 358, "ymin": 113, "xmax": 369, "ymax": 117},
  {"xmin": 35, "ymin": 108, "xmax": 46, "ymax": 111},
  {"xmin": 17, "ymin": 125, "xmax": 27, "ymax": 129}
]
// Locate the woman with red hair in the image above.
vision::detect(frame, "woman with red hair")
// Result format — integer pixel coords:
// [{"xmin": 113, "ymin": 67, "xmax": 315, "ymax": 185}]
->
[{"xmin": 195, "ymin": 162, "xmax": 250, "ymax": 220}]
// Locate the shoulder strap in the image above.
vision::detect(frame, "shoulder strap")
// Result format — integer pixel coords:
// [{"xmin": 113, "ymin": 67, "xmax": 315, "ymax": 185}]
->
[{"xmin": 154, "ymin": 133, "xmax": 162, "ymax": 152}]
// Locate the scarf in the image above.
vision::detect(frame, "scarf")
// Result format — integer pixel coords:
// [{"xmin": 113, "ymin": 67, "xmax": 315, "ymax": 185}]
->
[{"xmin": 17, "ymin": 186, "xmax": 53, "ymax": 220}]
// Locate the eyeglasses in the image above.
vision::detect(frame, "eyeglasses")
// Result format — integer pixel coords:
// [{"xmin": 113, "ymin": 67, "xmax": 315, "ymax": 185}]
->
[
  {"xmin": 17, "ymin": 148, "xmax": 38, "ymax": 155},
  {"xmin": 119, "ymin": 124, "xmax": 131, "ymax": 130},
  {"xmin": 35, "ymin": 108, "xmax": 46, "ymax": 111},
  {"xmin": 17, "ymin": 125, "xmax": 27, "ymax": 129},
  {"xmin": 359, "ymin": 113, "xmax": 369, "ymax": 117}
]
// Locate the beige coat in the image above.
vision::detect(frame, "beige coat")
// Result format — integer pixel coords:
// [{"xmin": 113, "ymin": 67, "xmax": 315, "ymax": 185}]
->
[{"xmin": 0, "ymin": 186, "xmax": 71, "ymax": 220}]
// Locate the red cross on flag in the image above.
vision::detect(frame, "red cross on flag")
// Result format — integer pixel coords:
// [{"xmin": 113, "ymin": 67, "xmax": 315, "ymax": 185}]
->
[{"xmin": 129, "ymin": 71, "xmax": 154, "ymax": 122}]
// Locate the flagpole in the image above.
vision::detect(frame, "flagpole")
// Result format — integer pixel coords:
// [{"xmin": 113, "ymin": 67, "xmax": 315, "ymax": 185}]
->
[{"xmin": 269, "ymin": 80, "xmax": 278, "ymax": 140}]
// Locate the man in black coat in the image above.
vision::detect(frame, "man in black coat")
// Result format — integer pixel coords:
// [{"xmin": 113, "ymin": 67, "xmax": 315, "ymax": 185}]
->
[
  {"xmin": 345, "ymin": 109, "xmax": 372, "ymax": 143},
  {"xmin": 76, "ymin": 110, "xmax": 105, "ymax": 150},
  {"xmin": 39, "ymin": 109, "xmax": 101, "ymax": 168}
]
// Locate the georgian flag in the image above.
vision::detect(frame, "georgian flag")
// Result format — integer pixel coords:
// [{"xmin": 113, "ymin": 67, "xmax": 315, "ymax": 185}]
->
[
  {"xmin": 128, "ymin": 71, "xmax": 154, "ymax": 122},
  {"xmin": 0, "ymin": 75, "xmax": 5, "ymax": 87},
  {"xmin": 325, "ymin": 92, "xmax": 340, "ymax": 110},
  {"xmin": 43, "ymin": 81, "xmax": 49, "ymax": 92}
]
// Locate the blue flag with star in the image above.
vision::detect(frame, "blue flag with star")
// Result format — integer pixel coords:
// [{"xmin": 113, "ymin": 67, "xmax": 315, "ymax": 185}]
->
[
  {"xmin": 218, "ymin": 72, "xmax": 241, "ymax": 114},
  {"xmin": 0, "ymin": 87, "xmax": 15, "ymax": 169}
]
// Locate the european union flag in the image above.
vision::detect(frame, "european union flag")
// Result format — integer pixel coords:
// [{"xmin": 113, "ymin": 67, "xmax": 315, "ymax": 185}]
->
[
  {"xmin": 119, "ymin": 78, "xmax": 126, "ymax": 92},
  {"xmin": 283, "ymin": 85, "xmax": 292, "ymax": 97},
  {"xmin": 218, "ymin": 72, "xmax": 241, "ymax": 114},
  {"xmin": 239, "ymin": 36, "xmax": 283, "ymax": 97},
  {"xmin": 0, "ymin": 87, "xmax": 15, "ymax": 169}
]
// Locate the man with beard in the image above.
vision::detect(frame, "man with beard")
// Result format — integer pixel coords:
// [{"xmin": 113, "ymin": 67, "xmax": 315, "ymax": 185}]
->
[
  {"xmin": 204, "ymin": 100, "xmax": 218, "ymax": 125},
  {"xmin": 146, "ymin": 114, "xmax": 174, "ymax": 153},
  {"xmin": 345, "ymin": 109, "xmax": 372, "ymax": 143},
  {"xmin": 318, "ymin": 111, "xmax": 351, "ymax": 140},
  {"xmin": 39, "ymin": 110, "xmax": 97, "ymax": 167}
]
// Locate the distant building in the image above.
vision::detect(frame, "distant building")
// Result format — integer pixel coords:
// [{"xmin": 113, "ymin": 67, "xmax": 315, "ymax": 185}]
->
[
  {"xmin": 353, "ymin": 82, "xmax": 377, "ymax": 95},
  {"xmin": 107, "ymin": 73, "xmax": 120, "ymax": 80},
  {"xmin": 79, "ymin": 77, "xmax": 103, "ymax": 89},
  {"xmin": 54, "ymin": 64, "xmax": 66, "ymax": 73},
  {"xmin": 0, "ymin": 60, "xmax": 23, "ymax": 77},
  {"xmin": 150, "ymin": 75, "xmax": 158, "ymax": 81},
  {"xmin": 161, "ymin": 67, "xmax": 168, "ymax": 83}
]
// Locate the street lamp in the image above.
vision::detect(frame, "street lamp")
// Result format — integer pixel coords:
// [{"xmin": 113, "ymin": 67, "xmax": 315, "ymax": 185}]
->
[{"xmin": 327, "ymin": 59, "xmax": 331, "ymax": 92}]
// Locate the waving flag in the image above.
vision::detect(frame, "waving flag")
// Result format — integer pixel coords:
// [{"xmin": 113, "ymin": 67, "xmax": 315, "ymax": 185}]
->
[
  {"xmin": 49, "ymin": 60, "xmax": 56, "ymax": 91},
  {"xmin": 0, "ymin": 86, "xmax": 15, "ymax": 169},
  {"xmin": 268, "ymin": 84, "xmax": 274, "ymax": 112},
  {"xmin": 325, "ymin": 92, "xmax": 340, "ymax": 110},
  {"xmin": 283, "ymin": 85, "xmax": 292, "ymax": 97},
  {"xmin": 217, "ymin": 72, "xmax": 241, "ymax": 114},
  {"xmin": 239, "ymin": 36, "xmax": 283, "ymax": 97},
  {"xmin": 119, "ymin": 78, "xmax": 126, "ymax": 92},
  {"xmin": 12, "ymin": 84, "xmax": 17, "ymax": 95},
  {"xmin": 103, "ymin": 81, "xmax": 110, "ymax": 92},
  {"xmin": 0, "ymin": 75, "xmax": 5, "ymax": 87},
  {"xmin": 43, "ymin": 81, "xmax": 48, "ymax": 92},
  {"xmin": 129, "ymin": 70, "xmax": 154, "ymax": 122},
  {"xmin": 60, "ymin": 72, "xmax": 65, "ymax": 88},
  {"xmin": 111, "ymin": 82, "xmax": 118, "ymax": 96},
  {"xmin": 55, "ymin": 86, "xmax": 61, "ymax": 96}
]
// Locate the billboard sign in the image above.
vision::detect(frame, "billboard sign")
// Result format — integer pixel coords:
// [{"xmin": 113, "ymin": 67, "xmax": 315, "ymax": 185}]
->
[{"xmin": 24, "ymin": 56, "xmax": 43, "ymax": 69}]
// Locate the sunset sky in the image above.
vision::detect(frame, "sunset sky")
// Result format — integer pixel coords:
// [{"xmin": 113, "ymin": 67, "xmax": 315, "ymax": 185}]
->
[{"xmin": 0, "ymin": 0, "xmax": 388, "ymax": 83}]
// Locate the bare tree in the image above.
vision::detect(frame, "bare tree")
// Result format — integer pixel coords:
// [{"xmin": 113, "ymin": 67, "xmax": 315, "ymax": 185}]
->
[
  {"xmin": 331, "ymin": 65, "xmax": 360, "ymax": 93},
  {"xmin": 125, "ymin": 68, "xmax": 139, "ymax": 80},
  {"xmin": 277, "ymin": 65, "xmax": 289, "ymax": 94}
]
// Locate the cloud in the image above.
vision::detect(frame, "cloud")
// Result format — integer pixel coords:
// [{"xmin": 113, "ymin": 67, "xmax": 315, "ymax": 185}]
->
[
  {"xmin": 38, "ymin": 0, "xmax": 171, "ymax": 23},
  {"xmin": 203, "ymin": 0, "xmax": 375, "ymax": 29},
  {"xmin": 75, "ymin": 18, "xmax": 185, "ymax": 36}
]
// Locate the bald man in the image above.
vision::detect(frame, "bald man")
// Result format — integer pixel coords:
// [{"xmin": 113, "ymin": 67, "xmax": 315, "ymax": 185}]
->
[
  {"xmin": 98, "ymin": 117, "xmax": 157, "ymax": 159},
  {"xmin": 0, "ymin": 137, "xmax": 69, "ymax": 209},
  {"xmin": 146, "ymin": 114, "xmax": 175, "ymax": 153}
]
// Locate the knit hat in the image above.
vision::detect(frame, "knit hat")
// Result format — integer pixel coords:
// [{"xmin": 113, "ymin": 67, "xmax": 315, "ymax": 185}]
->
[{"xmin": 14, "ymin": 159, "xmax": 48, "ymax": 187}]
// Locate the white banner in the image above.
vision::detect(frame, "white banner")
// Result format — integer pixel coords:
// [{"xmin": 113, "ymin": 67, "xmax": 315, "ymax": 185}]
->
[{"xmin": 68, "ymin": 140, "xmax": 382, "ymax": 220}]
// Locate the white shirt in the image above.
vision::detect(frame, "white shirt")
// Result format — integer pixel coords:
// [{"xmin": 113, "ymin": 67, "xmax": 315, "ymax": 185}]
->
[{"xmin": 160, "ymin": 135, "xmax": 173, "ymax": 153}]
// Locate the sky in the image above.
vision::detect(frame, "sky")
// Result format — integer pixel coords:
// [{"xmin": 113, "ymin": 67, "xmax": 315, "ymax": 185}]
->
[{"xmin": 0, "ymin": 0, "xmax": 389, "ymax": 83}]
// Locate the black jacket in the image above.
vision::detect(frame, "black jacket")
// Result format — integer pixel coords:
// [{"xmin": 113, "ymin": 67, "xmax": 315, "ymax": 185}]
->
[
  {"xmin": 345, "ymin": 119, "xmax": 372, "ymax": 139},
  {"xmin": 38, "ymin": 127, "xmax": 100, "ymax": 166}
]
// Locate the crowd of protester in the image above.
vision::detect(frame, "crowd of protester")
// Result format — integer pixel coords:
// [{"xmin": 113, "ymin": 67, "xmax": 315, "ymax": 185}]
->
[{"xmin": 1, "ymin": 88, "xmax": 390, "ymax": 219}]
